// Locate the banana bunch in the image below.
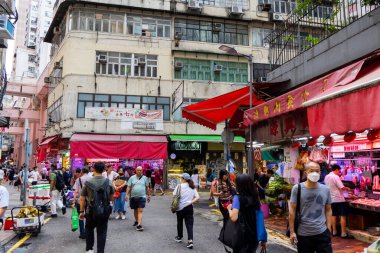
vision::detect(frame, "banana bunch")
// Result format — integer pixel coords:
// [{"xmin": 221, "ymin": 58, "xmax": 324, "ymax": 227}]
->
[{"xmin": 14, "ymin": 206, "xmax": 43, "ymax": 218}]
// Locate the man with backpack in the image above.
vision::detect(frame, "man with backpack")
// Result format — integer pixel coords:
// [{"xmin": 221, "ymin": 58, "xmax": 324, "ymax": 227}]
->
[
  {"xmin": 49, "ymin": 164, "xmax": 66, "ymax": 218},
  {"xmin": 79, "ymin": 162, "xmax": 114, "ymax": 253}
]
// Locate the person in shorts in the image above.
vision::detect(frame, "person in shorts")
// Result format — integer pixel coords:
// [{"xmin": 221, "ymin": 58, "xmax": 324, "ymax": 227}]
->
[
  {"xmin": 126, "ymin": 166, "xmax": 150, "ymax": 231},
  {"xmin": 324, "ymin": 164, "xmax": 353, "ymax": 239}
]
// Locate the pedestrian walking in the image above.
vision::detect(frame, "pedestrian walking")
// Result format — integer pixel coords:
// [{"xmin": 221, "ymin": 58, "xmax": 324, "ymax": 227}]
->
[
  {"xmin": 207, "ymin": 169, "xmax": 216, "ymax": 200},
  {"xmin": 226, "ymin": 174, "xmax": 267, "ymax": 253},
  {"xmin": 49, "ymin": 164, "xmax": 66, "ymax": 218},
  {"xmin": 126, "ymin": 166, "xmax": 150, "ymax": 231},
  {"xmin": 324, "ymin": 164, "xmax": 354, "ymax": 239},
  {"xmin": 30, "ymin": 167, "xmax": 40, "ymax": 186},
  {"xmin": 289, "ymin": 162, "xmax": 333, "ymax": 253},
  {"xmin": 72, "ymin": 167, "xmax": 92, "ymax": 239},
  {"xmin": 0, "ymin": 183, "xmax": 9, "ymax": 230},
  {"xmin": 153, "ymin": 167, "xmax": 164, "ymax": 196},
  {"xmin": 173, "ymin": 173, "xmax": 200, "ymax": 249},
  {"xmin": 103, "ymin": 165, "xmax": 118, "ymax": 182},
  {"xmin": 213, "ymin": 169, "xmax": 235, "ymax": 224},
  {"xmin": 191, "ymin": 168, "xmax": 199, "ymax": 190},
  {"xmin": 257, "ymin": 168, "xmax": 274, "ymax": 200},
  {"xmin": 63, "ymin": 165, "xmax": 73, "ymax": 190},
  {"xmin": 79, "ymin": 162, "xmax": 114, "ymax": 253},
  {"xmin": 113, "ymin": 167, "xmax": 127, "ymax": 220}
]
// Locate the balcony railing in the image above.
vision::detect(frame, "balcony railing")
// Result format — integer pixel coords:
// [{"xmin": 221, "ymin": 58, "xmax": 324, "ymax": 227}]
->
[
  {"xmin": 265, "ymin": 0, "xmax": 380, "ymax": 69},
  {"xmin": 0, "ymin": 15, "xmax": 14, "ymax": 39}
]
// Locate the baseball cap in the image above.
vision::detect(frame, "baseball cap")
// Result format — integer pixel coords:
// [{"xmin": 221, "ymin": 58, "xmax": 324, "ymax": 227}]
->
[{"xmin": 181, "ymin": 173, "xmax": 191, "ymax": 180}]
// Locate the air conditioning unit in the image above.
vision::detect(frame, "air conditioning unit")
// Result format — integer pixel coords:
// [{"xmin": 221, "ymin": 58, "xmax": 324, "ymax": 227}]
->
[
  {"xmin": 272, "ymin": 13, "xmax": 287, "ymax": 21},
  {"xmin": 214, "ymin": 65, "xmax": 223, "ymax": 72},
  {"xmin": 98, "ymin": 55, "xmax": 107, "ymax": 63},
  {"xmin": 258, "ymin": 3, "xmax": 271, "ymax": 12},
  {"xmin": 54, "ymin": 61, "xmax": 62, "ymax": 69},
  {"xmin": 230, "ymin": 5, "xmax": 243, "ymax": 15},
  {"xmin": 174, "ymin": 32, "xmax": 183, "ymax": 40},
  {"xmin": 258, "ymin": 76, "xmax": 267, "ymax": 82},
  {"xmin": 53, "ymin": 27, "xmax": 61, "ymax": 34},
  {"xmin": 187, "ymin": 0, "xmax": 202, "ymax": 10},
  {"xmin": 174, "ymin": 61, "xmax": 184, "ymax": 70},
  {"xmin": 138, "ymin": 57, "xmax": 146, "ymax": 66},
  {"xmin": 213, "ymin": 23, "xmax": 223, "ymax": 31},
  {"xmin": 44, "ymin": 77, "xmax": 52, "ymax": 83}
]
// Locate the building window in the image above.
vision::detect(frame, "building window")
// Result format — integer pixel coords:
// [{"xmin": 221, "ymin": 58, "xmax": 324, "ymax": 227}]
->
[
  {"xmin": 48, "ymin": 97, "xmax": 63, "ymax": 125},
  {"xmin": 179, "ymin": 0, "xmax": 249, "ymax": 9},
  {"xmin": 173, "ymin": 98, "xmax": 203, "ymax": 121},
  {"xmin": 96, "ymin": 51, "xmax": 157, "ymax": 77},
  {"xmin": 174, "ymin": 19, "xmax": 249, "ymax": 46},
  {"xmin": 77, "ymin": 93, "xmax": 171, "ymax": 120},
  {"xmin": 69, "ymin": 9, "xmax": 171, "ymax": 38},
  {"xmin": 253, "ymin": 28, "xmax": 272, "ymax": 47},
  {"xmin": 174, "ymin": 58, "xmax": 248, "ymax": 83},
  {"xmin": 28, "ymin": 54, "xmax": 36, "ymax": 62},
  {"xmin": 253, "ymin": 63, "xmax": 271, "ymax": 81},
  {"xmin": 272, "ymin": 0, "xmax": 331, "ymax": 18}
]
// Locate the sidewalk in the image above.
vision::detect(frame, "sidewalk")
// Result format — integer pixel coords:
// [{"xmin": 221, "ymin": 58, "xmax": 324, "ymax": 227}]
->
[{"xmin": 0, "ymin": 183, "xmax": 24, "ymax": 246}]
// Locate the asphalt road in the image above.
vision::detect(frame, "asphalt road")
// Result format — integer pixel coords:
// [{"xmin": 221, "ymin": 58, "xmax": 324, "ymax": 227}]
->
[{"xmin": 5, "ymin": 194, "xmax": 296, "ymax": 253}]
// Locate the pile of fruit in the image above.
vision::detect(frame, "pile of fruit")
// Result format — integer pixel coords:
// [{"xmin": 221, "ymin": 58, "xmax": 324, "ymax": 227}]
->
[{"xmin": 14, "ymin": 206, "xmax": 43, "ymax": 218}]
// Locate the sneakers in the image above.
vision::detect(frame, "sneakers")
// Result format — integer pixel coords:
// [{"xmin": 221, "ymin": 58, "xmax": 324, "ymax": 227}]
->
[
  {"xmin": 132, "ymin": 221, "xmax": 138, "ymax": 226},
  {"xmin": 79, "ymin": 235, "xmax": 86, "ymax": 240},
  {"xmin": 115, "ymin": 214, "xmax": 121, "ymax": 220},
  {"xmin": 121, "ymin": 214, "xmax": 126, "ymax": 220},
  {"xmin": 174, "ymin": 236, "xmax": 182, "ymax": 243},
  {"xmin": 62, "ymin": 207, "xmax": 66, "ymax": 215},
  {"xmin": 85, "ymin": 250, "xmax": 94, "ymax": 253},
  {"xmin": 136, "ymin": 225, "xmax": 144, "ymax": 231},
  {"xmin": 187, "ymin": 241, "xmax": 193, "ymax": 249},
  {"xmin": 50, "ymin": 214, "xmax": 58, "ymax": 218}
]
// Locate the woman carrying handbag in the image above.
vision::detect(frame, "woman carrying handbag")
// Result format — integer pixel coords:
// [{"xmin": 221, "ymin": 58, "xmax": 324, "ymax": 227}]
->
[
  {"xmin": 222, "ymin": 174, "xmax": 267, "ymax": 253},
  {"xmin": 173, "ymin": 173, "xmax": 200, "ymax": 250}
]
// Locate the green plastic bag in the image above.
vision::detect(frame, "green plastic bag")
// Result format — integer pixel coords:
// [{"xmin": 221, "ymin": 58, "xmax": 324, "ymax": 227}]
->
[{"xmin": 71, "ymin": 208, "xmax": 79, "ymax": 232}]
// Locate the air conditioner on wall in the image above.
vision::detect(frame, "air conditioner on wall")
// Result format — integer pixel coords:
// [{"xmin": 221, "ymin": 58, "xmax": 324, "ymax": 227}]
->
[
  {"xmin": 272, "ymin": 13, "xmax": 287, "ymax": 21},
  {"xmin": 54, "ymin": 61, "xmax": 62, "ymax": 69},
  {"xmin": 230, "ymin": 5, "xmax": 243, "ymax": 15},
  {"xmin": 213, "ymin": 23, "xmax": 223, "ymax": 31},
  {"xmin": 214, "ymin": 65, "xmax": 223, "ymax": 72},
  {"xmin": 44, "ymin": 77, "xmax": 52, "ymax": 83},
  {"xmin": 138, "ymin": 57, "xmax": 146, "ymax": 65},
  {"xmin": 174, "ymin": 61, "xmax": 184, "ymax": 70},
  {"xmin": 98, "ymin": 55, "xmax": 107, "ymax": 63},
  {"xmin": 174, "ymin": 32, "xmax": 183, "ymax": 40},
  {"xmin": 188, "ymin": 0, "xmax": 202, "ymax": 10}
]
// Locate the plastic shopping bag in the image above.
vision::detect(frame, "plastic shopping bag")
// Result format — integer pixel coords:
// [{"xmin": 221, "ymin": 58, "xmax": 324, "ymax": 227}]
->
[{"xmin": 71, "ymin": 208, "xmax": 79, "ymax": 232}]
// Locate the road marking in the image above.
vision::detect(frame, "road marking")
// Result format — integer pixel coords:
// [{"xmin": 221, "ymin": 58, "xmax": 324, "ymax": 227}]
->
[
  {"xmin": 209, "ymin": 203, "xmax": 216, "ymax": 207},
  {"xmin": 6, "ymin": 217, "xmax": 52, "ymax": 253},
  {"xmin": 212, "ymin": 209, "xmax": 222, "ymax": 215}
]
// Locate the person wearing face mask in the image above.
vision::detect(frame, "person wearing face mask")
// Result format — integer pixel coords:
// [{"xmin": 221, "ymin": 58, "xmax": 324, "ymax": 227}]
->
[
  {"xmin": 289, "ymin": 162, "xmax": 333, "ymax": 253},
  {"xmin": 113, "ymin": 168, "xmax": 127, "ymax": 220}
]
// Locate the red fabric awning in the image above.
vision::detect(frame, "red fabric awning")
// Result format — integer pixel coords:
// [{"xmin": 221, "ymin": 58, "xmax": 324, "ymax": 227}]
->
[
  {"xmin": 307, "ymin": 60, "xmax": 380, "ymax": 137},
  {"xmin": 182, "ymin": 87, "xmax": 261, "ymax": 130},
  {"xmin": 70, "ymin": 134, "xmax": 168, "ymax": 159},
  {"xmin": 244, "ymin": 57, "xmax": 368, "ymax": 125},
  {"xmin": 39, "ymin": 135, "xmax": 59, "ymax": 146}
]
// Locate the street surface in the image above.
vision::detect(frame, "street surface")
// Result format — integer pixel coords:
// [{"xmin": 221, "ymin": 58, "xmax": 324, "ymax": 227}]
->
[{"xmin": 4, "ymin": 190, "xmax": 295, "ymax": 253}]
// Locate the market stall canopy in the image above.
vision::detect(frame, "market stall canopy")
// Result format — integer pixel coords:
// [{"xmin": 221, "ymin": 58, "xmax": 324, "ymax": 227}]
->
[
  {"xmin": 169, "ymin": 134, "xmax": 245, "ymax": 143},
  {"xmin": 182, "ymin": 87, "xmax": 262, "ymax": 130},
  {"xmin": 305, "ymin": 55, "xmax": 380, "ymax": 137},
  {"xmin": 39, "ymin": 135, "xmax": 59, "ymax": 146},
  {"xmin": 70, "ymin": 133, "xmax": 168, "ymax": 159},
  {"xmin": 244, "ymin": 52, "xmax": 377, "ymax": 126}
]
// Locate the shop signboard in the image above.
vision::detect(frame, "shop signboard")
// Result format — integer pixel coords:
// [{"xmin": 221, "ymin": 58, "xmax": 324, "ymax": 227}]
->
[
  {"xmin": 85, "ymin": 107, "xmax": 164, "ymax": 131},
  {"xmin": 331, "ymin": 143, "xmax": 371, "ymax": 152},
  {"xmin": 173, "ymin": 141, "xmax": 201, "ymax": 151}
]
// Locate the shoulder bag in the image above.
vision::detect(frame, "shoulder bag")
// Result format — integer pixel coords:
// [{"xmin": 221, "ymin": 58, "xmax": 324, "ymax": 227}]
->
[
  {"xmin": 171, "ymin": 184, "xmax": 181, "ymax": 213},
  {"xmin": 286, "ymin": 183, "xmax": 301, "ymax": 237}
]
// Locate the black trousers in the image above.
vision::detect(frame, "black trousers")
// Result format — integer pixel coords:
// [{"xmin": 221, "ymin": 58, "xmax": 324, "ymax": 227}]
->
[
  {"xmin": 297, "ymin": 229, "xmax": 333, "ymax": 253},
  {"xmin": 85, "ymin": 217, "xmax": 108, "ymax": 253},
  {"xmin": 233, "ymin": 243, "xmax": 258, "ymax": 253},
  {"xmin": 176, "ymin": 205, "xmax": 194, "ymax": 241},
  {"xmin": 218, "ymin": 199, "xmax": 230, "ymax": 225}
]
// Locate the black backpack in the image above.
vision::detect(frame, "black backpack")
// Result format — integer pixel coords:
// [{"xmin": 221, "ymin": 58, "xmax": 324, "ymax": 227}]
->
[
  {"xmin": 54, "ymin": 171, "xmax": 65, "ymax": 191},
  {"xmin": 85, "ymin": 179, "xmax": 111, "ymax": 220}
]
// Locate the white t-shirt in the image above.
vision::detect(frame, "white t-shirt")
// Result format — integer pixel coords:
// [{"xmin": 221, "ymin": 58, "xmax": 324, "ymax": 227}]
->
[
  {"xmin": 191, "ymin": 174, "xmax": 199, "ymax": 187},
  {"xmin": 102, "ymin": 171, "xmax": 118, "ymax": 182},
  {"xmin": 30, "ymin": 171, "xmax": 39, "ymax": 181},
  {"xmin": 0, "ymin": 170, "xmax": 4, "ymax": 179},
  {"xmin": 324, "ymin": 172, "xmax": 345, "ymax": 203},
  {"xmin": 0, "ymin": 186, "xmax": 9, "ymax": 218},
  {"xmin": 173, "ymin": 183, "xmax": 200, "ymax": 211}
]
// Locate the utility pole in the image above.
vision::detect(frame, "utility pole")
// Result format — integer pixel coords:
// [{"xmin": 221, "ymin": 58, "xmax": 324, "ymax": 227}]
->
[{"xmin": 22, "ymin": 119, "xmax": 30, "ymax": 206}]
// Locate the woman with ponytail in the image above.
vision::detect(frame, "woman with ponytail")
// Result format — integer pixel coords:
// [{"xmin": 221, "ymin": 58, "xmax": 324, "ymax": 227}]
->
[{"xmin": 173, "ymin": 173, "xmax": 200, "ymax": 249}]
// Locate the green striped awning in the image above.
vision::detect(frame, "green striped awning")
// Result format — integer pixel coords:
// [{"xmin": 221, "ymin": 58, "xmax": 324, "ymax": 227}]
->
[{"xmin": 168, "ymin": 135, "xmax": 245, "ymax": 143}]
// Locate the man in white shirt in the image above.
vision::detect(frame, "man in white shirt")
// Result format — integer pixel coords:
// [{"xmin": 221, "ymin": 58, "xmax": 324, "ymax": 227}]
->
[
  {"xmin": 103, "ymin": 165, "xmax": 118, "ymax": 182},
  {"xmin": 0, "ymin": 185, "xmax": 9, "ymax": 229},
  {"xmin": 324, "ymin": 164, "xmax": 353, "ymax": 239},
  {"xmin": 30, "ymin": 167, "xmax": 41, "ymax": 185}
]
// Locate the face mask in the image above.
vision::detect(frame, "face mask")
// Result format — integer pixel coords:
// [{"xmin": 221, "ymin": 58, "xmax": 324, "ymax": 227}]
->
[{"xmin": 307, "ymin": 172, "xmax": 320, "ymax": 182}]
